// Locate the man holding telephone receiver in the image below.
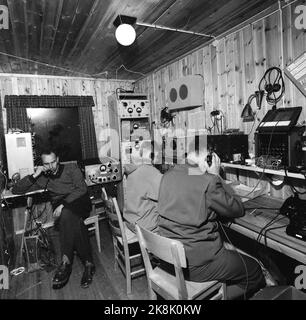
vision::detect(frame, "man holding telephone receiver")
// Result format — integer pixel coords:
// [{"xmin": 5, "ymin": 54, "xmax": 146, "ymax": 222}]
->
[{"xmin": 12, "ymin": 147, "xmax": 95, "ymax": 290}]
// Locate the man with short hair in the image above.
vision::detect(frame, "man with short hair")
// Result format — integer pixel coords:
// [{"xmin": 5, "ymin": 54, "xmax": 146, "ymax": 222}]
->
[
  {"xmin": 157, "ymin": 140, "xmax": 266, "ymax": 300},
  {"xmin": 123, "ymin": 141, "xmax": 162, "ymax": 233},
  {"xmin": 12, "ymin": 148, "xmax": 95, "ymax": 289}
]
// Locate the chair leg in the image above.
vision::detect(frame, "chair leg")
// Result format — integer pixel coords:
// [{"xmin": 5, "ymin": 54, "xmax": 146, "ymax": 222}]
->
[
  {"xmin": 149, "ymin": 288, "xmax": 157, "ymax": 300},
  {"xmin": 114, "ymin": 256, "xmax": 118, "ymax": 271},
  {"xmin": 95, "ymin": 221, "xmax": 101, "ymax": 252},
  {"xmin": 222, "ymin": 283, "xmax": 227, "ymax": 300},
  {"xmin": 126, "ymin": 262, "xmax": 132, "ymax": 295}
]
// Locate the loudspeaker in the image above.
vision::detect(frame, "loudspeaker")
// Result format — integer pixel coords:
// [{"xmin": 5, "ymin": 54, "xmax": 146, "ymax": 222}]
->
[{"xmin": 165, "ymin": 75, "xmax": 204, "ymax": 111}]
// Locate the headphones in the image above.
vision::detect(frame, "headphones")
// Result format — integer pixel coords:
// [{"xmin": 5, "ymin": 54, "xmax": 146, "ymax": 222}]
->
[
  {"xmin": 259, "ymin": 67, "xmax": 285, "ymax": 105},
  {"xmin": 264, "ymin": 83, "xmax": 281, "ymax": 93}
]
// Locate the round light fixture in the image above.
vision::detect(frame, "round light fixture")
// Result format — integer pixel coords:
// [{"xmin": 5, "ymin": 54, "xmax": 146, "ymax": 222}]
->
[{"xmin": 115, "ymin": 24, "xmax": 136, "ymax": 46}]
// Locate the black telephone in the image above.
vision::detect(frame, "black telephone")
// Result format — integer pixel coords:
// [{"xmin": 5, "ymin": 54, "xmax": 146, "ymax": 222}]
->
[
  {"xmin": 35, "ymin": 159, "xmax": 52, "ymax": 177},
  {"xmin": 206, "ymin": 150, "xmax": 213, "ymax": 167},
  {"xmin": 43, "ymin": 169, "xmax": 53, "ymax": 177},
  {"xmin": 280, "ymin": 194, "xmax": 306, "ymax": 240}
]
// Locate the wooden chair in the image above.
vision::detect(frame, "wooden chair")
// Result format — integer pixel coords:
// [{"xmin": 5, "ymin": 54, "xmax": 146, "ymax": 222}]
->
[
  {"xmin": 84, "ymin": 196, "xmax": 106, "ymax": 253},
  {"xmin": 135, "ymin": 224, "xmax": 227, "ymax": 300},
  {"xmin": 104, "ymin": 196, "xmax": 145, "ymax": 294}
]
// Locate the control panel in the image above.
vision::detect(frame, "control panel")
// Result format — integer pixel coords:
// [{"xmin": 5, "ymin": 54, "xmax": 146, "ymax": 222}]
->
[
  {"xmin": 255, "ymin": 126, "xmax": 305, "ymax": 168},
  {"xmin": 85, "ymin": 156, "xmax": 122, "ymax": 186},
  {"xmin": 118, "ymin": 97, "xmax": 150, "ymax": 118}
]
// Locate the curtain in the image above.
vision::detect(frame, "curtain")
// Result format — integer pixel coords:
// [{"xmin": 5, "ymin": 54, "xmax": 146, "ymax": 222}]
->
[
  {"xmin": 78, "ymin": 107, "xmax": 98, "ymax": 160},
  {"xmin": 4, "ymin": 95, "xmax": 98, "ymax": 161},
  {"xmin": 4, "ymin": 95, "xmax": 95, "ymax": 108}
]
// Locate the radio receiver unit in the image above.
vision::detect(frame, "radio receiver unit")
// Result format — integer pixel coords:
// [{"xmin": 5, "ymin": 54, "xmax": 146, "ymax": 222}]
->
[{"xmin": 85, "ymin": 156, "xmax": 122, "ymax": 186}]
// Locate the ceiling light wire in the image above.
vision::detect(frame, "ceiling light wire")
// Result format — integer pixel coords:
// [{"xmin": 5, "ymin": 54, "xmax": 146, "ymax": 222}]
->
[
  {"xmin": 0, "ymin": 51, "xmax": 108, "ymax": 78},
  {"xmin": 136, "ymin": 21, "xmax": 215, "ymax": 39},
  {"xmin": 115, "ymin": 64, "xmax": 146, "ymax": 80}
]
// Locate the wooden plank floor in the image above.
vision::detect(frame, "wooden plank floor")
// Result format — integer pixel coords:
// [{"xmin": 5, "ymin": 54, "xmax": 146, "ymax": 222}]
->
[{"xmin": 0, "ymin": 220, "xmax": 149, "ymax": 300}]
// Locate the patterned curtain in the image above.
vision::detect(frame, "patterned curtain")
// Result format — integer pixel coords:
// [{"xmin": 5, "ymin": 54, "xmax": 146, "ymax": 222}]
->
[
  {"xmin": 6, "ymin": 107, "xmax": 29, "ymax": 132},
  {"xmin": 78, "ymin": 106, "xmax": 98, "ymax": 160},
  {"xmin": 4, "ymin": 95, "xmax": 98, "ymax": 161}
]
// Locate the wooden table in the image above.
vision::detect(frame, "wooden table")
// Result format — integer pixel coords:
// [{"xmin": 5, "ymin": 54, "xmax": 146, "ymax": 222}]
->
[{"xmin": 225, "ymin": 195, "xmax": 306, "ymax": 264}]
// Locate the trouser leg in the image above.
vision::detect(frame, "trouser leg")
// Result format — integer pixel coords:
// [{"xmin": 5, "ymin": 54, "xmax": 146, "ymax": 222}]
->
[
  {"xmin": 58, "ymin": 208, "xmax": 93, "ymax": 265},
  {"xmin": 74, "ymin": 217, "xmax": 93, "ymax": 265},
  {"xmin": 187, "ymin": 247, "xmax": 266, "ymax": 300}
]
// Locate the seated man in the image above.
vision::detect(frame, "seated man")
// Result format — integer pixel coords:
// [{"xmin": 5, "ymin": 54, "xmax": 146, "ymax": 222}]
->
[
  {"xmin": 12, "ymin": 147, "xmax": 95, "ymax": 289},
  {"xmin": 157, "ymin": 141, "xmax": 266, "ymax": 300},
  {"xmin": 123, "ymin": 141, "xmax": 162, "ymax": 233}
]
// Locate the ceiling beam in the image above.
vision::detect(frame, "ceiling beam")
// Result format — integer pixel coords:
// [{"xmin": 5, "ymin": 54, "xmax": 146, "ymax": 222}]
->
[
  {"xmin": 6, "ymin": 0, "xmax": 21, "ymax": 57},
  {"xmin": 66, "ymin": 0, "xmax": 100, "ymax": 60},
  {"xmin": 39, "ymin": 0, "xmax": 46, "ymax": 58},
  {"xmin": 59, "ymin": 0, "xmax": 80, "ymax": 63},
  {"xmin": 47, "ymin": 0, "xmax": 64, "ymax": 61}
]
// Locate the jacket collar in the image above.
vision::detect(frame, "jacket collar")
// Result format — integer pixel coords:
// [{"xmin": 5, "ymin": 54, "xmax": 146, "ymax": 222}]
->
[{"xmin": 49, "ymin": 164, "xmax": 64, "ymax": 179}]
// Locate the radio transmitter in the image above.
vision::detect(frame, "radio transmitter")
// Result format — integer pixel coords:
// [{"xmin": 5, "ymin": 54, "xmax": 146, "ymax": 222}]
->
[{"xmin": 85, "ymin": 156, "xmax": 121, "ymax": 186}]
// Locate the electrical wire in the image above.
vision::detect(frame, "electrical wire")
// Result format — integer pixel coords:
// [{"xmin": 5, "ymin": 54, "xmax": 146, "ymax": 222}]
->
[
  {"xmin": 0, "ymin": 51, "xmax": 98, "ymax": 78},
  {"xmin": 240, "ymin": 120, "xmax": 280, "ymax": 198},
  {"xmin": 219, "ymin": 222, "xmax": 249, "ymax": 300},
  {"xmin": 253, "ymin": 214, "xmax": 287, "ymax": 278},
  {"xmin": 263, "ymin": 222, "xmax": 288, "ymax": 248},
  {"xmin": 115, "ymin": 64, "xmax": 146, "ymax": 80},
  {"xmin": 256, "ymin": 214, "xmax": 284, "ymax": 244},
  {"xmin": 284, "ymin": 167, "xmax": 306, "ymax": 195}
]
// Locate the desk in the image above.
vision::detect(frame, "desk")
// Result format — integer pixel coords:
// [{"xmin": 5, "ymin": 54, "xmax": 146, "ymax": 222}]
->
[
  {"xmin": 222, "ymin": 162, "xmax": 305, "ymax": 180},
  {"xmin": 1, "ymin": 189, "xmax": 50, "ymax": 233},
  {"xmin": 2, "ymin": 188, "xmax": 45, "ymax": 199},
  {"xmin": 225, "ymin": 195, "xmax": 306, "ymax": 264}
]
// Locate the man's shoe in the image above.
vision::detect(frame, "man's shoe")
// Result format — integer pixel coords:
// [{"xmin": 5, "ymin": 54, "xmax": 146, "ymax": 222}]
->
[
  {"xmin": 52, "ymin": 262, "xmax": 72, "ymax": 290},
  {"xmin": 80, "ymin": 263, "xmax": 95, "ymax": 288}
]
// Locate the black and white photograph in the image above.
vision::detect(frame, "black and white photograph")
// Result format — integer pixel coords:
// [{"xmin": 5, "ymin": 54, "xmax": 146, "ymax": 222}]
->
[{"xmin": 0, "ymin": 0, "xmax": 306, "ymax": 308}]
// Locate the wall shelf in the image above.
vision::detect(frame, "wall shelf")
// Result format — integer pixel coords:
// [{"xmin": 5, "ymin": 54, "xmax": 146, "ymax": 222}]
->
[{"xmin": 221, "ymin": 163, "xmax": 306, "ymax": 180}]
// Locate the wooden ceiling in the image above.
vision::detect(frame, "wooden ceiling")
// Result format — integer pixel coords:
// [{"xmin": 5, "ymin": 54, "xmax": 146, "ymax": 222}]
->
[{"xmin": 0, "ymin": 0, "xmax": 279, "ymax": 80}]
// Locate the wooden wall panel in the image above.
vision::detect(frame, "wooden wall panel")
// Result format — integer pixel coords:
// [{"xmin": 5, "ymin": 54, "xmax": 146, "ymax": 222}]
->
[
  {"xmin": 0, "ymin": 75, "xmax": 133, "ymax": 160},
  {"xmin": 135, "ymin": 1, "xmax": 306, "ymax": 200},
  {"xmin": 291, "ymin": 0, "xmax": 306, "ymax": 121},
  {"xmin": 233, "ymin": 31, "xmax": 245, "ymax": 132},
  {"xmin": 283, "ymin": 4, "xmax": 296, "ymax": 108},
  {"xmin": 225, "ymin": 35, "xmax": 236, "ymax": 131},
  {"xmin": 203, "ymin": 46, "xmax": 213, "ymax": 127}
]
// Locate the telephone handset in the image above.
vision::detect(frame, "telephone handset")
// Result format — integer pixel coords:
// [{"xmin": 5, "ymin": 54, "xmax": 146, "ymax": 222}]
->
[
  {"xmin": 43, "ymin": 169, "xmax": 53, "ymax": 177},
  {"xmin": 35, "ymin": 159, "xmax": 52, "ymax": 177}
]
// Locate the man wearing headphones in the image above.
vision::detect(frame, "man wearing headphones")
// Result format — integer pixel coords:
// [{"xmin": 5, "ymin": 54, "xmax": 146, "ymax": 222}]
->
[{"xmin": 157, "ymin": 140, "xmax": 266, "ymax": 299}]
